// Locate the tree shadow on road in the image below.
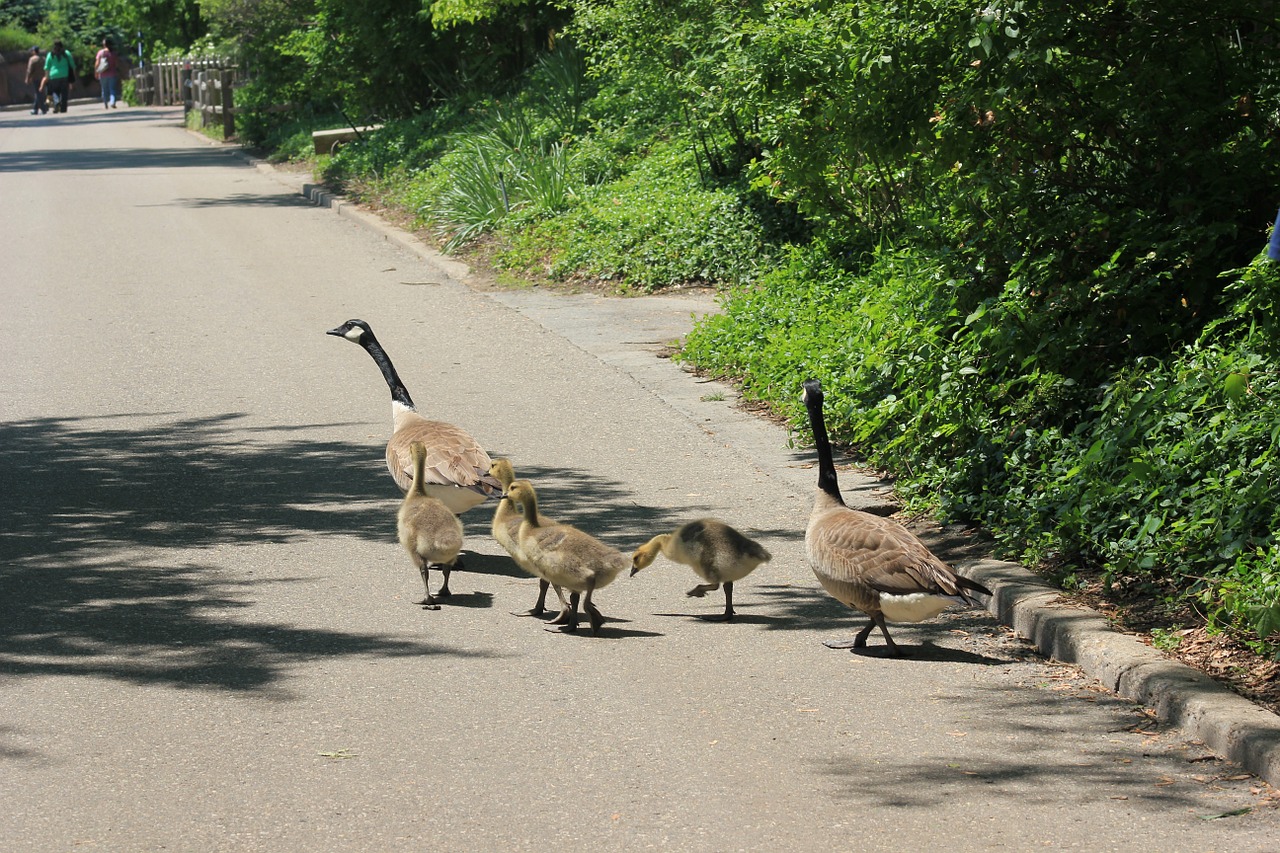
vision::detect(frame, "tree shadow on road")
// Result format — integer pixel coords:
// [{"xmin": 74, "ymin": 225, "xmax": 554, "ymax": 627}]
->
[
  {"xmin": 0, "ymin": 412, "xmax": 719, "ymax": 695},
  {"xmin": 0, "ymin": 412, "xmax": 503, "ymax": 696},
  {"xmin": 0, "ymin": 145, "xmax": 242, "ymax": 173}
]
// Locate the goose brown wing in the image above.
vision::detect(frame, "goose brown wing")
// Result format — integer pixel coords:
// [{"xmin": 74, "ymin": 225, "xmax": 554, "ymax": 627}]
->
[
  {"xmin": 853, "ymin": 514, "xmax": 973, "ymax": 598},
  {"xmin": 388, "ymin": 419, "xmax": 500, "ymax": 494}
]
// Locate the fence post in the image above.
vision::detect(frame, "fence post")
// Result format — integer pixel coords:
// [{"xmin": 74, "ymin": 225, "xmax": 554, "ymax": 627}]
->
[
  {"xmin": 220, "ymin": 69, "xmax": 235, "ymax": 138},
  {"xmin": 181, "ymin": 64, "xmax": 193, "ymax": 116}
]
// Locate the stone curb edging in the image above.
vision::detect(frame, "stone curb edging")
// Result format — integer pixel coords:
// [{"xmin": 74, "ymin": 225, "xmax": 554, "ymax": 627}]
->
[
  {"xmin": 238, "ymin": 146, "xmax": 1280, "ymax": 791},
  {"xmin": 962, "ymin": 557, "xmax": 1280, "ymax": 788}
]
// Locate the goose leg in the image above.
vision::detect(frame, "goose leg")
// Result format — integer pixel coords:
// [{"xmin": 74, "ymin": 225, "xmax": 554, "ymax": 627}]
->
[
  {"xmin": 699, "ymin": 581, "xmax": 735, "ymax": 622},
  {"xmin": 686, "ymin": 583, "xmax": 720, "ymax": 599},
  {"xmin": 417, "ymin": 563, "xmax": 441, "ymax": 611},
  {"xmin": 823, "ymin": 619, "xmax": 875, "ymax": 650},
  {"xmin": 583, "ymin": 581, "xmax": 605, "ymax": 636},
  {"xmin": 873, "ymin": 614, "xmax": 905, "ymax": 657},
  {"xmin": 546, "ymin": 585, "xmax": 572, "ymax": 624},
  {"xmin": 823, "ymin": 615, "xmax": 905, "ymax": 657},
  {"xmin": 435, "ymin": 565, "xmax": 452, "ymax": 599},
  {"xmin": 547, "ymin": 592, "xmax": 581, "ymax": 633}
]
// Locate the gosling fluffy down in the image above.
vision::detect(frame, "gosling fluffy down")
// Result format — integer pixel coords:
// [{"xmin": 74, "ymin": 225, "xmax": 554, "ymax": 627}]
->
[
  {"xmin": 488, "ymin": 459, "xmax": 570, "ymax": 621},
  {"xmin": 398, "ymin": 441, "xmax": 464, "ymax": 610},
  {"xmin": 507, "ymin": 479, "xmax": 630, "ymax": 636},
  {"xmin": 631, "ymin": 519, "xmax": 771, "ymax": 621}
]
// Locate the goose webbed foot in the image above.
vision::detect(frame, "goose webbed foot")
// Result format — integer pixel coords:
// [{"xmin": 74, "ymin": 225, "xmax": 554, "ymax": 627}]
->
[
  {"xmin": 700, "ymin": 610, "xmax": 734, "ymax": 622},
  {"xmin": 686, "ymin": 583, "xmax": 719, "ymax": 599},
  {"xmin": 421, "ymin": 597, "xmax": 442, "ymax": 611}
]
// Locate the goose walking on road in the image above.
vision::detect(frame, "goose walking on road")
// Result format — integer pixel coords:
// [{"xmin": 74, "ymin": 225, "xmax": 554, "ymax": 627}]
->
[
  {"xmin": 801, "ymin": 379, "xmax": 991, "ymax": 656},
  {"xmin": 327, "ymin": 319, "xmax": 501, "ymax": 513}
]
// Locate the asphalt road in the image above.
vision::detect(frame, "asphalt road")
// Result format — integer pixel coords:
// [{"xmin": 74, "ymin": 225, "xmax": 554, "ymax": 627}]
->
[{"xmin": 2, "ymin": 105, "xmax": 1278, "ymax": 852}]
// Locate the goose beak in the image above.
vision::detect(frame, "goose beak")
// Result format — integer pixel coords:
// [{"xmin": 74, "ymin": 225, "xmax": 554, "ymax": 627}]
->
[{"xmin": 325, "ymin": 326, "xmax": 346, "ymax": 337}]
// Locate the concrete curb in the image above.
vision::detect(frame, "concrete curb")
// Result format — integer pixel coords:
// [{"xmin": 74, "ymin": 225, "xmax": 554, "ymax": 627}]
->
[
  {"xmin": 239, "ymin": 149, "xmax": 1280, "ymax": 790},
  {"xmin": 962, "ymin": 557, "xmax": 1280, "ymax": 788}
]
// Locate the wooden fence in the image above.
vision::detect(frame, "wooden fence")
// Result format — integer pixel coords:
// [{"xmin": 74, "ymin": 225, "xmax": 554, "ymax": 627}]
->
[{"xmin": 133, "ymin": 58, "xmax": 245, "ymax": 137}]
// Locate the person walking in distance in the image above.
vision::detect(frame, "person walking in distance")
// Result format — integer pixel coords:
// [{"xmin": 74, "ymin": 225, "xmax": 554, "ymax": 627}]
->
[
  {"xmin": 95, "ymin": 38, "xmax": 121, "ymax": 109},
  {"xmin": 43, "ymin": 41, "xmax": 75, "ymax": 113},
  {"xmin": 26, "ymin": 46, "xmax": 47, "ymax": 114}
]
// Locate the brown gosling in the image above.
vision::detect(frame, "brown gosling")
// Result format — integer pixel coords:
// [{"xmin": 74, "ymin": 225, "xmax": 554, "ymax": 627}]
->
[
  {"xmin": 801, "ymin": 379, "xmax": 991, "ymax": 656},
  {"xmin": 488, "ymin": 459, "xmax": 571, "ymax": 622},
  {"xmin": 631, "ymin": 519, "xmax": 771, "ymax": 621},
  {"xmin": 328, "ymin": 319, "xmax": 501, "ymax": 513},
  {"xmin": 507, "ymin": 479, "xmax": 630, "ymax": 635},
  {"xmin": 398, "ymin": 441, "xmax": 465, "ymax": 610}
]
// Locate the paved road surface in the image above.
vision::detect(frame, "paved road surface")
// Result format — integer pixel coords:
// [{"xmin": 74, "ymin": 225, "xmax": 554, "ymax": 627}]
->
[{"xmin": 2, "ymin": 106, "xmax": 1277, "ymax": 851}]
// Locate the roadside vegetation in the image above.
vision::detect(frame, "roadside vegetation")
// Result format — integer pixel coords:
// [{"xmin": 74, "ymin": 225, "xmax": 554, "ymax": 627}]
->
[{"xmin": 6, "ymin": 0, "xmax": 1278, "ymax": 664}]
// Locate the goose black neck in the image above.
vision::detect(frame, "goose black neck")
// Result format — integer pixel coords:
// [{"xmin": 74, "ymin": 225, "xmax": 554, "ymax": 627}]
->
[
  {"xmin": 362, "ymin": 336, "xmax": 415, "ymax": 410},
  {"xmin": 803, "ymin": 382, "xmax": 845, "ymax": 505}
]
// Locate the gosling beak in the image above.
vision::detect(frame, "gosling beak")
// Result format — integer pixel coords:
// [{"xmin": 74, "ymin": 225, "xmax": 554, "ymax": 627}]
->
[{"xmin": 629, "ymin": 566, "xmax": 641, "ymax": 577}]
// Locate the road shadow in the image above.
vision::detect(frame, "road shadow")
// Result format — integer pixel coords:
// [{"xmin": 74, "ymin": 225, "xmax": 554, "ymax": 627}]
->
[
  {"xmin": 812, "ymin": 683, "xmax": 1249, "ymax": 812},
  {"xmin": 0, "ymin": 145, "xmax": 244, "ymax": 173},
  {"xmin": 0, "ymin": 412, "xmax": 718, "ymax": 697},
  {"xmin": 0, "ymin": 411, "xmax": 506, "ymax": 697}
]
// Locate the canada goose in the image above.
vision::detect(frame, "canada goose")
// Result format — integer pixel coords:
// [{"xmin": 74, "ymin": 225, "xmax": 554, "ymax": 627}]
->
[
  {"xmin": 327, "ymin": 319, "xmax": 501, "ymax": 513},
  {"xmin": 398, "ymin": 441, "xmax": 465, "ymax": 610},
  {"xmin": 631, "ymin": 519, "xmax": 771, "ymax": 621},
  {"xmin": 801, "ymin": 379, "xmax": 991, "ymax": 656},
  {"xmin": 507, "ymin": 479, "xmax": 629, "ymax": 635},
  {"xmin": 488, "ymin": 459, "xmax": 571, "ymax": 621}
]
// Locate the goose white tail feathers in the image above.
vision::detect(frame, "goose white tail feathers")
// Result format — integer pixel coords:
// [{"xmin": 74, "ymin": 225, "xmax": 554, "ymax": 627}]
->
[
  {"xmin": 801, "ymin": 379, "xmax": 991, "ymax": 656},
  {"xmin": 328, "ymin": 319, "xmax": 501, "ymax": 513}
]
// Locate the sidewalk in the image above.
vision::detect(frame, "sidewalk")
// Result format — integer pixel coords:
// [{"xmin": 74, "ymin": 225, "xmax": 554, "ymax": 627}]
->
[{"xmin": 237, "ymin": 143, "xmax": 1280, "ymax": 790}]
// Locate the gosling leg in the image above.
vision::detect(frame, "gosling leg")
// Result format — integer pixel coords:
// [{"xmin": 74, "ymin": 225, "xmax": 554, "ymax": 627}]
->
[
  {"xmin": 547, "ymin": 591, "xmax": 581, "ymax": 633},
  {"xmin": 700, "ymin": 581, "xmax": 735, "ymax": 622},
  {"xmin": 416, "ymin": 563, "xmax": 441, "ymax": 610},
  {"xmin": 435, "ymin": 564, "xmax": 452, "ymax": 599},
  {"xmin": 686, "ymin": 583, "xmax": 720, "ymax": 599},
  {"xmin": 583, "ymin": 581, "xmax": 605, "ymax": 636},
  {"xmin": 514, "ymin": 579, "xmax": 550, "ymax": 617}
]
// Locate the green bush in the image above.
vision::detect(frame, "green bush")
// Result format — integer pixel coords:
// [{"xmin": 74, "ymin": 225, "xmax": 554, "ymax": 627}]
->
[{"xmin": 501, "ymin": 143, "xmax": 774, "ymax": 290}]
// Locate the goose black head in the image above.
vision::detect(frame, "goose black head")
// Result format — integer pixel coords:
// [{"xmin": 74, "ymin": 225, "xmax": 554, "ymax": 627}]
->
[
  {"xmin": 327, "ymin": 319, "xmax": 374, "ymax": 344},
  {"xmin": 801, "ymin": 379, "xmax": 823, "ymax": 407}
]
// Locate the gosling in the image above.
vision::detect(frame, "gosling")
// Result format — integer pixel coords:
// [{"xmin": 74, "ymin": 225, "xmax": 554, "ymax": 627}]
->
[
  {"xmin": 631, "ymin": 519, "xmax": 771, "ymax": 621},
  {"xmin": 398, "ymin": 441, "xmax": 465, "ymax": 610},
  {"xmin": 488, "ymin": 459, "xmax": 570, "ymax": 622},
  {"xmin": 507, "ymin": 479, "xmax": 630, "ymax": 635}
]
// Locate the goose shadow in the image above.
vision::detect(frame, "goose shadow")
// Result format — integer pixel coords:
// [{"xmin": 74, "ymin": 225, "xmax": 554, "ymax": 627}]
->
[
  {"xmin": 650, "ymin": 611, "xmax": 789, "ymax": 627},
  {"xmin": 835, "ymin": 642, "xmax": 1009, "ymax": 665}
]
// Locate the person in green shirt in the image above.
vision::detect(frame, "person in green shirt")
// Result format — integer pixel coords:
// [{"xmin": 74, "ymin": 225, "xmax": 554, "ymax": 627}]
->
[{"xmin": 44, "ymin": 41, "xmax": 75, "ymax": 113}]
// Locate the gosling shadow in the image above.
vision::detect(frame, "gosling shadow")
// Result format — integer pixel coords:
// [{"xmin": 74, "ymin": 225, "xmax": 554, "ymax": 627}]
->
[{"xmin": 430, "ymin": 590, "xmax": 496, "ymax": 610}]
